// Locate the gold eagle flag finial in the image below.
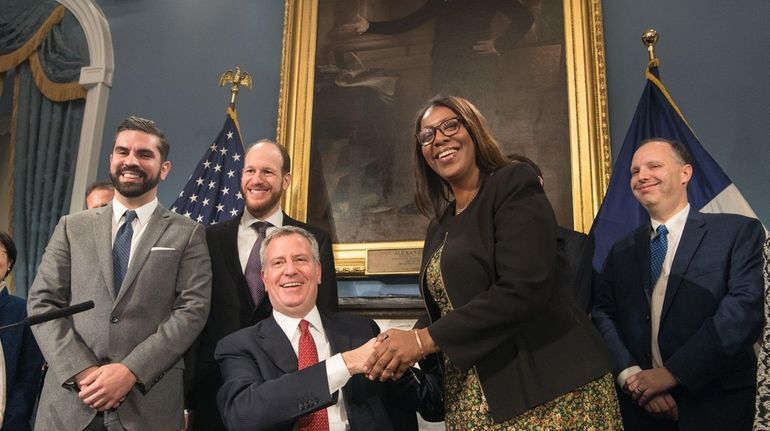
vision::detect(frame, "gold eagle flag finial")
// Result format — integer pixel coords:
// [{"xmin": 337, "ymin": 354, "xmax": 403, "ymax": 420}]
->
[
  {"xmin": 641, "ymin": 29, "xmax": 659, "ymax": 62},
  {"xmin": 219, "ymin": 66, "xmax": 253, "ymax": 109}
]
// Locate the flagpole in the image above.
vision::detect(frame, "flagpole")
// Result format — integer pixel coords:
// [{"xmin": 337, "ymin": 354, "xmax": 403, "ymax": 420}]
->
[
  {"xmin": 171, "ymin": 67, "xmax": 250, "ymax": 224},
  {"xmin": 219, "ymin": 66, "xmax": 253, "ymax": 110},
  {"xmin": 641, "ymin": 29, "xmax": 658, "ymax": 62}
]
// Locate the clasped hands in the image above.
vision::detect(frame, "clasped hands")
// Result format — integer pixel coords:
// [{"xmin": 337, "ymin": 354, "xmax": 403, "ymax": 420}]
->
[
  {"xmin": 624, "ymin": 367, "xmax": 679, "ymax": 421},
  {"xmin": 346, "ymin": 328, "xmax": 434, "ymax": 382},
  {"xmin": 75, "ymin": 363, "xmax": 137, "ymax": 411}
]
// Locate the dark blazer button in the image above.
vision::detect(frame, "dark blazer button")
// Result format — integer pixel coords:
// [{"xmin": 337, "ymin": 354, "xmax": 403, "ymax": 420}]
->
[
  {"xmin": 645, "ymin": 315, "xmax": 650, "ymax": 321},
  {"xmin": 100, "ymin": 357, "xmax": 111, "ymax": 364},
  {"xmin": 110, "ymin": 316, "xmax": 119, "ymax": 323}
]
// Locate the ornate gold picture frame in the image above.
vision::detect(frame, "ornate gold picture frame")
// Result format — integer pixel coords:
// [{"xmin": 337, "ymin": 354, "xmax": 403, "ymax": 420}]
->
[{"xmin": 278, "ymin": 0, "xmax": 610, "ymax": 277}]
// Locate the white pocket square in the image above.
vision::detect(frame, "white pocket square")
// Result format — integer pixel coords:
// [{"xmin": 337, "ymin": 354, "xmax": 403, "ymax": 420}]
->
[{"xmin": 151, "ymin": 247, "xmax": 176, "ymax": 251}]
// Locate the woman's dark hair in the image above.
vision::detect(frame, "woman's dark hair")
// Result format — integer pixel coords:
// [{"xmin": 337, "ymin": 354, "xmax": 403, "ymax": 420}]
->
[
  {"xmin": 0, "ymin": 231, "xmax": 17, "ymax": 275},
  {"xmin": 412, "ymin": 95, "xmax": 508, "ymax": 219}
]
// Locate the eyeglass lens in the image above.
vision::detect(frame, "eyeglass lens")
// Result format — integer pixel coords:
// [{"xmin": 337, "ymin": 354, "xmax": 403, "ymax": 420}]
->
[{"xmin": 418, "ymin": 117, "xmax": 460, "ymax": 145}]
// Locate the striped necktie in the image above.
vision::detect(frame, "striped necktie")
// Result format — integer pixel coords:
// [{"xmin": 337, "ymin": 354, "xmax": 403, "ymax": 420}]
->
[{"xmin": 113, "ymin": 210, "xmax": 137, "ymax": 296}]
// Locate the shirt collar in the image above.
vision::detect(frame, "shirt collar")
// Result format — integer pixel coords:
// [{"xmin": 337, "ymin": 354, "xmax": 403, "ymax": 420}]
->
[
  {"xmin": 112, "ymin": 197, "xmax": 159, "ymax": 225},
  {"xmin": 651, "ymin": 203, "xmax": 690, "ymax": 237},
  {"xmin": 273, "ymin": 305, "xmax": 323, "ymax": 339},
  {"xmin": 240, "ymin": 207, "xmax": 284, "ymax": 229}
]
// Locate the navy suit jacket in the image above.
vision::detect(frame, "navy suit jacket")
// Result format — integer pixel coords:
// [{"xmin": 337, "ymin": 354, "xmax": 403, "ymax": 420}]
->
[
  {"xmin": 592, "ymin": 210, "xmax": 764, "ymax": 428},
  {"xmin": 215, "ymin": 312, "xmax": 439, "ymax": 431},
  {"xmin": 187, "ymin": 212, "xmax": 338, "ymax": 430},
  {"xmin": 0, "ymin": 286, "xmax": 44, "ymax": 431}
]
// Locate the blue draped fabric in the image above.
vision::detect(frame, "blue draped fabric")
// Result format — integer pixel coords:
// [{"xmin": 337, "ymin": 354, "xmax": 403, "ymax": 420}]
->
[
  {"xmin": 12, "ymin": 64, "xmax": 84, "ymax": 297},
  {"xmin": 1, "ymin": 1, "xmax": 88, "ymax": 298}
]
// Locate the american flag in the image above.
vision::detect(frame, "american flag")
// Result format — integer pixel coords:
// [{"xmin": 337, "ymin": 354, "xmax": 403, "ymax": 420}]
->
[{"xmin": 171, "ymin": 108, "xmax": 245, "ymax": 225}]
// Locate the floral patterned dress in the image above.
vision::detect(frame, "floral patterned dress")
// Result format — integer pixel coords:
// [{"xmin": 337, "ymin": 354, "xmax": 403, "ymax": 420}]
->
[
  {"xmin": 754, "ymin": 236, "xmax": 770, "ymax": 430},
  {"xmin": 425, "ymin": 243, "xmax": 623, "ymax": 430}
]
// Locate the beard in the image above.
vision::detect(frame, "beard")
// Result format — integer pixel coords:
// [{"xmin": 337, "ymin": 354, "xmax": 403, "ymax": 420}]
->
[
  {"xmin": 110, "ymin": 165, "xmax": 161, "ymax": 198},
  {"xmin": 242, "ymin": 183, "xmax": 283, "ymax": 219}
]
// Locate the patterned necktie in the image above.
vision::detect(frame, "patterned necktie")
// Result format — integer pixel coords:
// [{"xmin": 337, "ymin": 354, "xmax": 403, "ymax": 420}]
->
[
  {"xmin": 245, "ymin": 221, "xmax": 270, "ymax": 307},
  {"xmin": 113, "ymin": 210, "xmax": 137, "ymax": 296},
  {"xmin": 297, "ymin": 319, "xmax": 329, "ymax": 431},
  {"xmin": 649, "ymin": 224, "xmax": 669, "ymax": 290}
]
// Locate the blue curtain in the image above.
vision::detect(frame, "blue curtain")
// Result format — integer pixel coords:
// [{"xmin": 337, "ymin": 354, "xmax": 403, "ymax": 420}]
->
[{"xmin": 1, "ymin": 1, "xmax": 88, "ymax": 297}]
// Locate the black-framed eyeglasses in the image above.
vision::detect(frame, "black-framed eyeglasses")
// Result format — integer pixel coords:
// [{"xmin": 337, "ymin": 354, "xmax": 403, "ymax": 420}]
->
[{"xmin": 416, "ymin": 117, "xmax": 462, "ymax": 146}]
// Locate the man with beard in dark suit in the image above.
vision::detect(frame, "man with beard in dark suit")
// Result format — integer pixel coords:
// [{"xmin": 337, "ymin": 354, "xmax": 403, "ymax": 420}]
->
[{"xmin": 187, "ymin": 139, "xmax": 338, "ymax": 430}]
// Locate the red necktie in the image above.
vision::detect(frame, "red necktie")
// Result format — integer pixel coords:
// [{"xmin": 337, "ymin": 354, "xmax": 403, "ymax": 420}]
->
[{"xmin": 297, "ymin": 319, "xmax": 329, "ymax": 431}]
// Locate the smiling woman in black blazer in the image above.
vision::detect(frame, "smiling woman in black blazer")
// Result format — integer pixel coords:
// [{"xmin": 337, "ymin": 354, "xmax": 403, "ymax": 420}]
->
[{"xmin": 366, "ymin": 96, "xmax": 621, "ymax": 429}]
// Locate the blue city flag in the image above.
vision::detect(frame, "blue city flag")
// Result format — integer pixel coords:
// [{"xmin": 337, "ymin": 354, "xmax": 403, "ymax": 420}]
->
[
  {"xmin": 589, "ymin": 59, "xmax": 760, "ymax": 272},
  {"xmin": 171, "ymin": 107, "xmax": 245, "ymax": 225}
]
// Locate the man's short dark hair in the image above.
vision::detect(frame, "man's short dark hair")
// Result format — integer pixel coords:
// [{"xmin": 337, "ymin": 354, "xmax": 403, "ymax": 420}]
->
[
  {"xmin": 507, "ymin": 153, "xmax": 543, "ymax": 178},
  {"xmin": 246, "ymin": 139, "xmax": 291, "ymax": 174},
  {"xmin": 115, "ymin": 116, "xmax": 170, "ymax": 161},
  {"xmin": 85, "ymin": 180, "xmax": 114, "ymax": 198},
  {"xmin": 0, "ymin": 231, "xmax": 17, "ymax": 274},
  {"xmin": 639, "ymin": 137, "xmax": 693, "ymax": 165}
]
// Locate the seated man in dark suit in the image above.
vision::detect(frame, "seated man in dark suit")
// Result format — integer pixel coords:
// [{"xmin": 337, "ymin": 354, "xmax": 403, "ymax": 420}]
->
[
  {"xmin": 508, "ymin": 153, "xmax": 593, "ymax": 312},
  {"xmin": 188, "ymin": 139, "xmax": 339, "ymax": 430},
  {"xmin": 592, "ymin": 138, "xmax": 764, "ymax": 430},
  {"xmin": 216, "ymin": 226, "xmax": 441, "ymax": 431}
]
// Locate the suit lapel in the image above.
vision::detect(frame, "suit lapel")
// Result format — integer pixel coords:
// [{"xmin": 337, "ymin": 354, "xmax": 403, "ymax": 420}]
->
[
  {"xmin": 660, "ymin": 211, "xmax": 706, "ymax": 323},
  {"xmin": 282, "ymin": 213, "xmax": 303, "ymax": 228},
  {"xmin": 221, "ymin": 216, "xmax": 255, "ymax": 310},
  {"xmin": 0, "ymin": 286, "xmax": 10, "ymax": 309},
  {"xmin": 258, "ymin": 316, "xmax": 298, "ymax": 374},
  {"xmin": 634, "ymin": 224, "xmax": 653, "ymax": 304},
  {"xmin": 321, "ymin": 312, "xmax": 365, "ymax": 422},
  {"xmin": 321, "ymin": 313, "xmax": 354, "ymax": 355},
  {"xmin": 94, "ymin": 205, "xmax": 117, "ymax": 300},
  {"xmin": 115, "ymin": 205, "xmax": 171, "ymax": 304}
]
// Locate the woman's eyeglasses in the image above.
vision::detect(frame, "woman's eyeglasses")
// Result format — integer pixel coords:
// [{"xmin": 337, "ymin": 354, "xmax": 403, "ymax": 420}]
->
[{"xmin": 416, "ymin": 117, "xmax": 462, "ymax": 146}]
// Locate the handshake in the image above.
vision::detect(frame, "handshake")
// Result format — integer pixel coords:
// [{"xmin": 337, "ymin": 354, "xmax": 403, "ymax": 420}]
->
[{"xmin": 342, "ymin": 328, "xmax": 436, "ymax": 381}]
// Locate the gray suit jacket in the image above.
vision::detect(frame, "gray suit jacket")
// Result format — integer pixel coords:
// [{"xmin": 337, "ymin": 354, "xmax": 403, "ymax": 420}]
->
[{"xmin": 28, "ymin": 203, "xmax": 212, "ymax": 431}]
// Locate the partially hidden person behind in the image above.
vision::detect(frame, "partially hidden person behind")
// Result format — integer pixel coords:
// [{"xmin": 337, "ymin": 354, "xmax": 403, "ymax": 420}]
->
[
  {"xmin": 186, "ymin": 139, "xmax": 339, "ymax": 431},
  {"xmin": 592, "ymin": 138, "xmax": 764, "ymax": 430},
  {"xmin": 0, "ymin": 231, "xmax": 45, "ymax": 430},
  {"xmin": 364, "ymin": 95, "xmax": 621, "ymax": 429},
  {"xmin": 507, "ymin": 153, "xmax": 594, "ymax": 313},
  {"xmin": 85, "ymin": 180, "xmax": 115, "ymax": 209},
  {"xmin": 215, "ymin": 226, "xmax": 442, "ymax": 431},
  {"xmin": 27, "ymin": 116, "xmax": 212, "ymax": 431}
]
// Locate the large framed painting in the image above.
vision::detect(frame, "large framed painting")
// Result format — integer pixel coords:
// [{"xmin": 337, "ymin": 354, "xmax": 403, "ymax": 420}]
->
[{"xmin": 278, "ymin": 0, "xmax": 610, "ymax": 277}]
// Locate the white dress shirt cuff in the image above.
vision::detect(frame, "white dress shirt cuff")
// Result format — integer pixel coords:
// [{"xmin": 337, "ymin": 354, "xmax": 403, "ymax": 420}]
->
[
  {"xmin": 617, "ymin": 365, "xmax": 643, "ymax": 388},
  {"xmin": 326, "ymin": 353, "xmax": 352, "ymax": 394}
]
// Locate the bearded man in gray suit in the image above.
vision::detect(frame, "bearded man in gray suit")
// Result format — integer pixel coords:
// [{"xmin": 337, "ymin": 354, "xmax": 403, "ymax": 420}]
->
[{"xmin": 27, "ymin": 116, "xmax": 212, "ymax": 431}]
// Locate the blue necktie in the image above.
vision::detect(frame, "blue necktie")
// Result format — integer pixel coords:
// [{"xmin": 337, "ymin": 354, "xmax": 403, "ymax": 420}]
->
[
  {"xmin": 113, "ymin": 210, "xmax": 137, "ymax": 296},
  {"xmin": 649, "ymin": 224, "xmax": 669, "ymax": 290},
  {"xmin": 245, "ymin": 221, "xmax": 270, "ymax": 307}
]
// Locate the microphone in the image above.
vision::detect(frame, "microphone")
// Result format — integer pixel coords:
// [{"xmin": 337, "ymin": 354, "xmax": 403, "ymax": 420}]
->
[{"xmin": 0, "ymin": 301, "xmax": 95, "ymax": 331}]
